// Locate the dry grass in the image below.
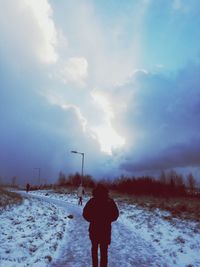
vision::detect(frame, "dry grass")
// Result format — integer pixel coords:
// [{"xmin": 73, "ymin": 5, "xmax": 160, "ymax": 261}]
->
[
  {"xmin": 110, "ymin": 190, "xmax": 200, "ymax": 222},
  {"xmin": 53, "ymin": 186, "xmax": 77, "ymax": 194},
  {"xmin": 47, "ymin": 186, "xmax": 200, "ymax": 221},
  {"xmin": 0, "ymin": 186, "xmax": 23, "ymax": 208}
]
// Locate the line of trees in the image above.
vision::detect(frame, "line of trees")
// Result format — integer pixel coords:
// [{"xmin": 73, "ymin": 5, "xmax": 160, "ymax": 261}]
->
[
  {"xmin": 57, "ymin": 170, "xmax": 199, "ymax": 198},
  {"xmin": 57, "ymin": 172, "xmax": 95, "ymax": 188},
  {"xmin": 1, "ymin": 169, "xmax": 198, "ymax": 197}
]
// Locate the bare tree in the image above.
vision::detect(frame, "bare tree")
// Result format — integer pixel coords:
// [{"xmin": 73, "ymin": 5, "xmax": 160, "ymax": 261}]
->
[
  {"xmin": 187, "ymin": 173, "xmax": 196, "ymax": 193},
  {"xmin": 159, "ymin": 170, "xmax": 166, "ymax": 184},
  {"xmin": 12, "ymin": 176, "xmax": 17, "ymax": 187},
  {"xmin": 58, "ymin": 172, "xmax": 66, "ymax": 186}
]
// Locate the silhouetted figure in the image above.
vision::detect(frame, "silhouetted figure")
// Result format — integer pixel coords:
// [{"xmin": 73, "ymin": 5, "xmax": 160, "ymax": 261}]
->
[
  {"xmin": 26, "ymin": 183, "xmax": 30, "ymax": 193},
  {"xmin": 83, "ymin": 183, "xmax": 119, "ymax": 267},
  {"xmin": 77, "ymin": 185, "xmax": 85, "ymax": 205}
]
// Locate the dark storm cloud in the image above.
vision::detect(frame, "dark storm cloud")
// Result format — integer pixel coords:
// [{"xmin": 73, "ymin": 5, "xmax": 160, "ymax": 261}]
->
[
  {"xmin": 0, "ymin": 65, "xmax": 81, "ymax": 183},
  {"xmin": 121, "ymin": 137, "xmax": 200, "ymax": 172},
  {"xmin": 118, "ymin": 64, "xmax": 200, "ymax": 174}
]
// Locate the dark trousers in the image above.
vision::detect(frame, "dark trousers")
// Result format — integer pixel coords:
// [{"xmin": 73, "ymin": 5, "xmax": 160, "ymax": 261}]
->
[{"xmin": 91, "ymin": 241, "xmax": 108, "ymax": 267}]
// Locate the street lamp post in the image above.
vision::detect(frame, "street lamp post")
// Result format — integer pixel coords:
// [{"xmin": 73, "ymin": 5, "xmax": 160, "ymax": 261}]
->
[{"xmin": 71, "ymin": 150, "xmax": 85, "ymax": 186}]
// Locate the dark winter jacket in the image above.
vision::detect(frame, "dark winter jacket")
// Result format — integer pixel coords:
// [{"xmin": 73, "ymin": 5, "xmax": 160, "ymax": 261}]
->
[{"xmin": 83, "ymin": 196, "xmax": 119, "ymax": 244}]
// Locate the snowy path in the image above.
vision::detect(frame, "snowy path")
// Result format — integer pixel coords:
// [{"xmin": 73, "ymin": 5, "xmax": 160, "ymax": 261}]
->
[{"xmin": 24, "ymin": 193, "xmax": 167, "ymax": 267}]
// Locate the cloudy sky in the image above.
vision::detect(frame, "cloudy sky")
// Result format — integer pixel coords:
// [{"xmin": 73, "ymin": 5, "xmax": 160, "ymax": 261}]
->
[{"xmin": 1, "ymin": 0, "xmax": 200, "ymax": 184}]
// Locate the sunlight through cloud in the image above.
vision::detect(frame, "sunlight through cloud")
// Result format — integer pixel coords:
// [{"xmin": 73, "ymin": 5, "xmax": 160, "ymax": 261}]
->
[
  {"xmin": 91, "ymin": 90, "xmax": 125, "ymax": 155},
  {"xmin": 92, "ymin": 124, "xmax": 125, "ymax": 155}
]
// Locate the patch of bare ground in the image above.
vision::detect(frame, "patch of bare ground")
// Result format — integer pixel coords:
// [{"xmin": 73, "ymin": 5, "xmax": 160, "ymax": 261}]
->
[
  {"xmin": 0, "ymin": 187, "xmax": 23, "ymax": 209},
  {"xmin": 110, "ymin": 190, "xmax": 200, "ymax": 222}
]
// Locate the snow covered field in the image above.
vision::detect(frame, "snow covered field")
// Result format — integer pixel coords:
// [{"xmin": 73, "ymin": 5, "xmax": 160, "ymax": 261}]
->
[
  {"xmin": 0, "ymin": 193, "xmax": 71, "ymax": 267},
  {"xmin": 119, "ymin": 202, "xmax": 200, "ymax": 266},
  {"xmin": 0, "ymin": 189, "xmax": 200, "ymax": 266}
]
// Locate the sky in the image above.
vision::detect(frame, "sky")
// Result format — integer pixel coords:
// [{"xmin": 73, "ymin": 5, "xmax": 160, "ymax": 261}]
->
[{"xmin": 0, "ymin": 0, "xmax": 200, "ymax": 184}]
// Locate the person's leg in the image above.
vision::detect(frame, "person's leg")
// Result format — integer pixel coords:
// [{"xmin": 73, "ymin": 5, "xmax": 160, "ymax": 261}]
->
[
  {"xmin": 91, "ymin": 241, "xmax": 98, "ymax": 267},
  {"xmin": 100, "ymin": 243, "xmax": 108, "ymax": 267}
]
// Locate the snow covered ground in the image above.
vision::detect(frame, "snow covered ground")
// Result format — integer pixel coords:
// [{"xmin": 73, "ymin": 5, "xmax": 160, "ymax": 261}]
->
[
  {"xmin": 119, "ymin": 202, "xmax": 200, "ymax": 267},
  {"xmin": 0, "ymin": 189, "xmax": 200, "ymax": 266},
  {"xmin": 0, "ymin": 193, "xmax": 71, "ymax": 267}
]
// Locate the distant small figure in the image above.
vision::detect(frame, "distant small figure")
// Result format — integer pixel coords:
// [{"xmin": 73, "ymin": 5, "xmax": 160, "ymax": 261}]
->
[
  {"xmin": 26, "ymin": 183, "xmax": 30, "ymax": 193},
  {"xmin": 83, "ymin": 183, "xmax": 119, "ymax": 267},
  {"xmin": 77, "ymin": 184, "xmax": 85, "ymax": 205}
]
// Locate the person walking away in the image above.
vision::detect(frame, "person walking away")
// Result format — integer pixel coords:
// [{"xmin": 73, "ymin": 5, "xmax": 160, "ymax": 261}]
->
[
  {"xmin": 83, "ymin": 183, "xmax": 119, "ymax": 267},
  {"xmin": 77, "ymin": 184, "xmax": 85, "ymax": 205},
  {"xmin": 26, "ymin": 183, "xmax": 30, "ymax": 193}
]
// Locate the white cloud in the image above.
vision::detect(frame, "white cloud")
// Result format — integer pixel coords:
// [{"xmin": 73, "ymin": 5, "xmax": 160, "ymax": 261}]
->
[
  {"xmin": 58, "ymin": 1, "xmax": 141, "ymax": 89},
  {"xmin": 43, "ymin": 87, "xmax": 125, "ymax": 155},
  {"xmin": 91, "ymin": 124, "xmax": 125, "ymax": 155},
  {"xmin": 0, "ymin": 0, "xmax": 58, "ymax": 65},
  {"xmin": 90, "ymin": 90, "xmax": 125, "ymax": 155},
  {"xmin": 43, "ymin": 91, "xmax": 88, "ymax": 132},
  {"xmin": 23, "ymin": 0, "xmax": 58, "ymax": 63},
  {"xmin": 61, "ymin": 57, "xmax": 88, "ymax": 87}
]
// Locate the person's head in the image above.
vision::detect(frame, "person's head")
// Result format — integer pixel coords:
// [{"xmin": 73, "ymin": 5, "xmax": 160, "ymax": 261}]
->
[{"xmin": 92, "ymin": 183, "xmax": 109, "ymax": 199}]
